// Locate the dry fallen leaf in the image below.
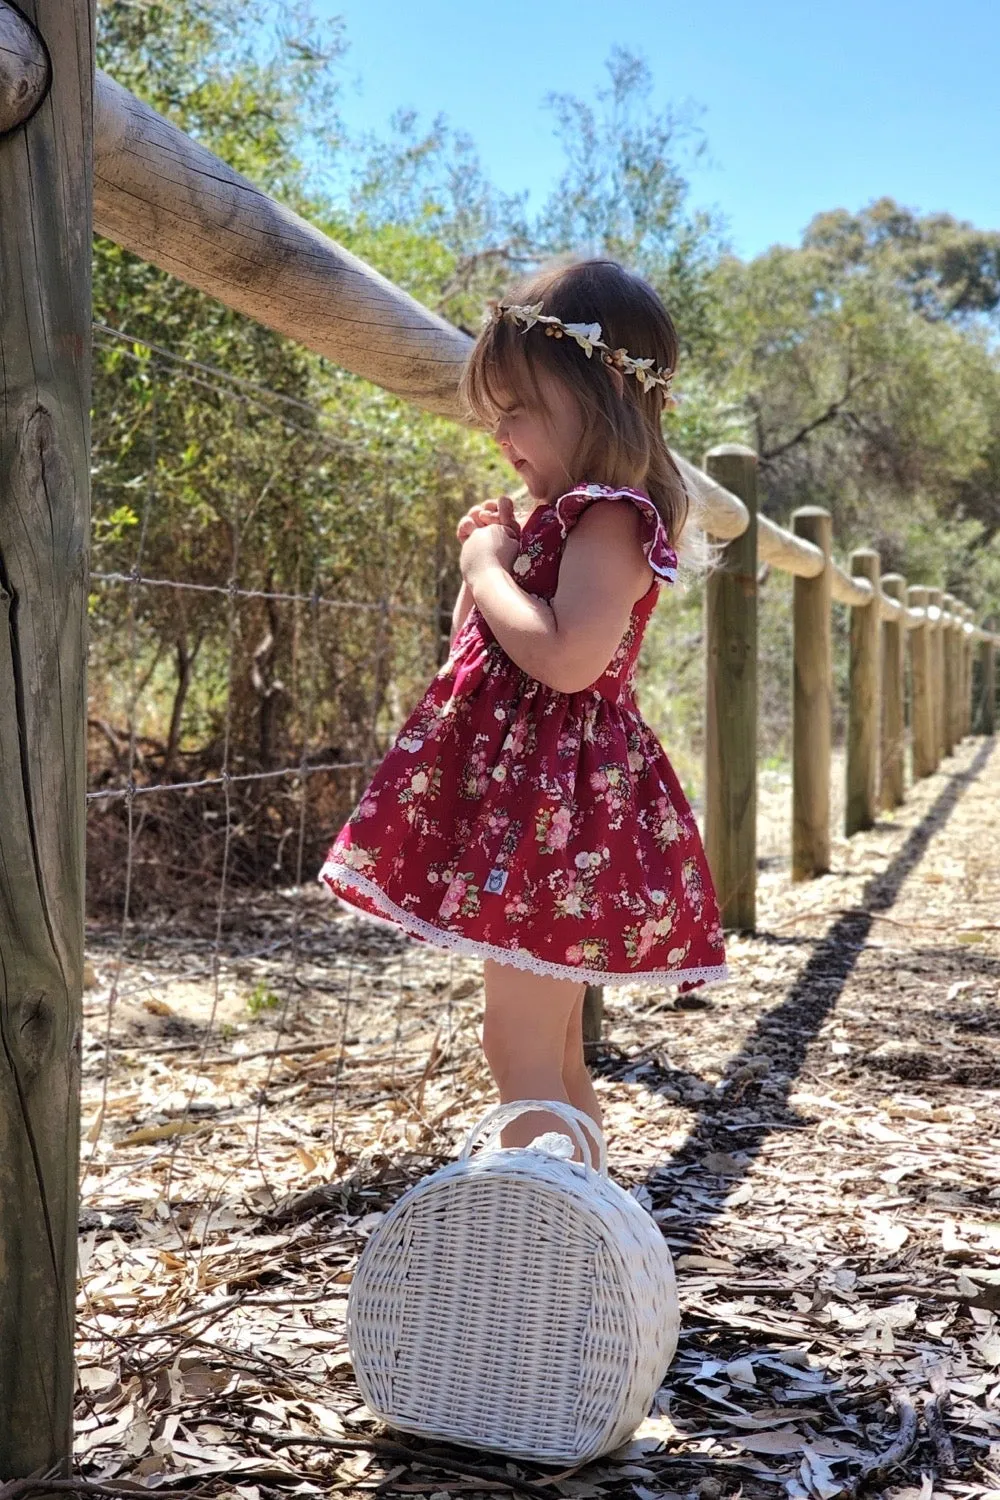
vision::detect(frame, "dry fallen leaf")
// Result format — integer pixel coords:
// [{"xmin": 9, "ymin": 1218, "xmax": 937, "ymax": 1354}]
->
[
  {"xmin": 734, "ymin": 1428, "xmax": 805, "ymax": 1455},
  {"xmin": 118, "ymin": 1119, "xmax": 208, "ymax": 1147}
]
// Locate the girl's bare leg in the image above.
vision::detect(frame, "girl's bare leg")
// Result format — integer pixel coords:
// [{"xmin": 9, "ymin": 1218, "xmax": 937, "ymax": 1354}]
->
[
  {"xmin": 482, "ymin": 958, "xmax": 579, "ymax": 1149},
  {"xmin": 481, "ymin": 960, "xmax": 603, "ymax": 1160}
]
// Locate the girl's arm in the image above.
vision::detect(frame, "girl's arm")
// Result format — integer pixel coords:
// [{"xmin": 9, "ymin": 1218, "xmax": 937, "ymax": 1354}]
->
[
  {"xmin": 449, "ymin": 495, "xmax": 524, "ymax": 648},
  {"xmin": 465, "ymin": 502, "xmax": 653, "ymax": 693},
  {"xmin": 449, "ymin": 578, "xmax": 475, "ymax": 647}
]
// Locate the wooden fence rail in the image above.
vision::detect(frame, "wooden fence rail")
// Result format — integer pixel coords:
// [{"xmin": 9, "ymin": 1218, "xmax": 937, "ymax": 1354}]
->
[{"xmin": 0, "ymin": 16, "xmax": 998, "ymax": 1472}]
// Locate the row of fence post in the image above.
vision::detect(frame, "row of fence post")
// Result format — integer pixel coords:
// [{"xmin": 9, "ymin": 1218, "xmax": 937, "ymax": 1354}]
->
[{"xmin": 702, "ymin": 446, "xmax": 997, "ymax": 931}]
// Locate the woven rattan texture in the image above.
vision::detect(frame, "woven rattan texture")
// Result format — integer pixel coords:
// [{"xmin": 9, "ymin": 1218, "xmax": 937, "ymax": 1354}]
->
[{"xmin": 346, "ymin": 1104, "xmax": 679, "ymax": 1464}]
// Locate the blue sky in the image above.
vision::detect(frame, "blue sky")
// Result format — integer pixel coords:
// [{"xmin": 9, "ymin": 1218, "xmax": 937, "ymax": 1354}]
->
[{"xmin": 309, "ymin": 0, "xmax": 999, "ymax": 261}]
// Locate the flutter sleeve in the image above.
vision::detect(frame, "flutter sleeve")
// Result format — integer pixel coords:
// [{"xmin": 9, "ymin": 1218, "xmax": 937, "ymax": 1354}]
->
[{"xmin": 552, "ymin": 484, "xmax": 678, "ymax": 584}]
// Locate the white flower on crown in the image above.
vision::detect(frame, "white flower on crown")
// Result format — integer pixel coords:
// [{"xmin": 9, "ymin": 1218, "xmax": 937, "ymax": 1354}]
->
[
  {"xmin": 561, "ymin": 321, "xmax": 603, "ymax": 356},
  {"xmin": 629, "ymin": 357, "xmax": 657, "ymax": 388},
  {"xmin": 493, "ymin": 300, "xmax": 546, "ymax": 330}
]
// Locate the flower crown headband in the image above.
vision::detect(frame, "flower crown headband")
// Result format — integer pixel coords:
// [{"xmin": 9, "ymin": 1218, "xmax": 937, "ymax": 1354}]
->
[{"xmin": 485, "ymin": 299, "xmax": 678, "ymax": 407}]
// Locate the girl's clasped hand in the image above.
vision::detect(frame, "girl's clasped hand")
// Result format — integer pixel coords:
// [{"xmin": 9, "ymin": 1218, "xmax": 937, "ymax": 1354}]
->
[
  {"xmin": 455, "ymin": 493, "xmax": 521, "ymax": 544},
  {"xmin": 456, "ymin": 494, "xmax": 522, "ymax": 581}
]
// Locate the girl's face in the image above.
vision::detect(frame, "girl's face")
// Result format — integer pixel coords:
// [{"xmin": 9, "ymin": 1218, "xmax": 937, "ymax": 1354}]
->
[{"xmin": 491, "ymin": 365, "xmax": 586, "ymax": 505}]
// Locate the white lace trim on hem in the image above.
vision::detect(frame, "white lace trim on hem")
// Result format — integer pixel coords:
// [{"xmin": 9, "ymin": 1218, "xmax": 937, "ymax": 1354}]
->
[{"xmin": 318, "ymin": 860, "xmax": 730, "ymax": 990}]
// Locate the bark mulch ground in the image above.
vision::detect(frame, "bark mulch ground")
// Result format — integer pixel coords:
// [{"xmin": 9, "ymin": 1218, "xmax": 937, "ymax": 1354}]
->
[{"xmin": 73, "ymin": 734, "xmax": 1000, "ymax": 1500}]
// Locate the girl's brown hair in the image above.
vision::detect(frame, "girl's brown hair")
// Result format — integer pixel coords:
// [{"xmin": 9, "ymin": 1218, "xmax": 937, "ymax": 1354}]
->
[{"xmin": 459, "ymin": 258, "xmax": 690, "ymax": 547}]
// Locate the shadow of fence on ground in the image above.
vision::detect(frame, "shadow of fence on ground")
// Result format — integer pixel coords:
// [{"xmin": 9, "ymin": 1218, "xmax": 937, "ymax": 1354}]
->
[{"xmin": 634, "ymin": 735, "xmax": 996, "ymax": 1206}]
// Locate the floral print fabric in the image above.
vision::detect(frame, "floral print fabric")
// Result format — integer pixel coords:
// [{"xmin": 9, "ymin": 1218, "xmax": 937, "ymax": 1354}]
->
[{"xmin": 319, "ymin": 483, "xmax": 728, "ymax": 989}]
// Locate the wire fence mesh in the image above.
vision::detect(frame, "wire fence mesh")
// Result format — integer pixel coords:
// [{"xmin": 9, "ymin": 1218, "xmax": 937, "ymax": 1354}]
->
[{"xmin": 81, "ymin": 330, "xmax": 491, "ymax": 1400}]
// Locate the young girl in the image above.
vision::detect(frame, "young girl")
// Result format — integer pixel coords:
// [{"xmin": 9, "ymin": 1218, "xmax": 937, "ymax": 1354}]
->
[{"xmin": 320, "ymin": 258, "xmax": 728, "ymax": 1156}]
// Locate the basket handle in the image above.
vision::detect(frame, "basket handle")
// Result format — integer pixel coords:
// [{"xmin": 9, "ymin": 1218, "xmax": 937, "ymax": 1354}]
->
[{"xmin": 459, "ymin": 1099, "xmax": 608, "ymax": 1177}]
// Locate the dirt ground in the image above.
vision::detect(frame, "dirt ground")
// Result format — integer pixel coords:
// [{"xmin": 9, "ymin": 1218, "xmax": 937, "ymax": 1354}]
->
[{"xmin": 76, "ymin": 734, "xmax": 1000, "ymax": 1500}]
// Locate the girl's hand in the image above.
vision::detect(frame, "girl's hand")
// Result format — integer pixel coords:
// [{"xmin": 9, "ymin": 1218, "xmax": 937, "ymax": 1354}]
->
[
  {"xmin": 456, "ymin": 494, "xmax": 521, "ymax": 543},
  {"xmin": 460, "ymin": 516, "xmax": 521, "ymax": 583}
]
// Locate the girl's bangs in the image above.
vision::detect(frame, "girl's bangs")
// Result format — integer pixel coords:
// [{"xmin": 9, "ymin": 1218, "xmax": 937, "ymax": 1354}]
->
[{"xmin": 462, "ymin": 323, "xmax": 544, "ymax": 427}]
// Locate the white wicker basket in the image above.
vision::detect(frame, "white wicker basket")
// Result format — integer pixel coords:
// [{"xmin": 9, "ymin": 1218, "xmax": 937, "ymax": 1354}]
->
[{"xmin": 346, "ymin": 1100, "xmax": 679, "ymax": 1464}]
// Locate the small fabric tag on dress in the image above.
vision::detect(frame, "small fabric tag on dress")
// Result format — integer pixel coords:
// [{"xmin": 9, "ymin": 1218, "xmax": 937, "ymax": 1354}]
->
[{"xmin": 484, "ymin": 867, "xmax": 509, "ymax": 894}]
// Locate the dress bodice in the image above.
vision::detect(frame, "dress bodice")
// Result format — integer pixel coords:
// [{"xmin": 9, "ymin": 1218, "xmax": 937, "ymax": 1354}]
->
[{"xmin": 457, "ymin": 484, "xmax": 677, "ymax": 709}]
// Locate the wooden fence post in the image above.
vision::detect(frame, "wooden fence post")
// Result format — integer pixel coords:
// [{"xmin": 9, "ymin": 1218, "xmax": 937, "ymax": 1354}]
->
[
  {"xmin": 582, "ymin": 984, "xmax": 603, "ymax": 1060},
  {"xmin": 959, "ymin": 604, "xmax": 970, "ymax": 741},
  {"xmin": 955, "ymin": 602, "xmax": 966, "ymax": 742},
  {"xmin": 907, "ymin": 587, "xmax": 934, "ymax": 778},
  {"xmin": 791, "ymin": 506, "xmax": 832, "ymax": 879},
  {"xmin": 704, "ymin": 445, "xmax": 758, "ymax": 931},
  {"xmin": 927, "ymin": 588, "xmax": 944, "ymax": 767},
  {"xmin": 963, "ymin": 606, "xmax": 974, "ymax": 737},
  {"xmin": 978, "ymin": 628, "xmax": 996, "ymax": 735},
  {"xmin": 940, "ymin": 594, "xmax": 953, "ymax": 759},
  {"xmin": 953, "ymin": 600, "xmax": 959, "ymax": 750},
  {"xmin": 0, "ymin": 0, "xmax": 93, "ymax": 1476},
  {"xmin": 880, "ymin": 574, "xmax": 906, "ymax": 808},
  {"xmin": 942, "ymin": 594, "xmax": 958, "ymax": 757},
  {"xmin": 956, "ymin": 602, "xmax": 967, "ymax": 744},
  {"xmin": 846, "ymin": 550, "xmax": 881, "ymax": 835}
]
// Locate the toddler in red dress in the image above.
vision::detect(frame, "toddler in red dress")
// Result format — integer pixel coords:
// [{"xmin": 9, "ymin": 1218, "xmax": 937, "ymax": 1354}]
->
[{"xmin": 320, "ymin": 258, "xmax": 728, "ymax": 1156}]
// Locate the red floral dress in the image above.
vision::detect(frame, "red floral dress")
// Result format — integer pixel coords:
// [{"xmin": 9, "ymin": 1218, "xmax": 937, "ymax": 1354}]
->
[{"xmin": 319, "ymin": 483, "xmax": 728, "ymax": 989}]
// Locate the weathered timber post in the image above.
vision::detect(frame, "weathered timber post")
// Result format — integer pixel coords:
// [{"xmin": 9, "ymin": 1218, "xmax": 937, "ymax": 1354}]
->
[
  {"xmin": 0, "ymin": 3, "xmax": 51, "ymax": 132},
  {"xmin": 939, "ymin": 594, "xmax": 953, "ymax": 758},
  {"xmin": 791, "ymin": 507, "xmax": 832, "ymax": 879},
  {"xmin": 959, "ymin": 606, "xmax": 970, "ymax": 740},
  {"xmin": 704, "ymin": 445, "xmax": 758, "ymax": 930},
  {"xmin": 879, "ymin": 575, "xmax": 906, "ymax": 809},
  {"xmin": 582, "ymin": 984, "xmax": 603, "ymax": 1060},
  {"xmin": 942, "ymin": 594, "xmax": 958, "ymax": 756},
  {"xmin": 907, "ymin": 587, "xmax": 935, "ymax": 778},
  {"xmin": 977, "ymin": 628, "xmax": 996, "ymax": 735},
  {"xmin": 846, "ymin": 550, "xmax": 881, "ymax": 835},
  {"xmin": 957, "ymin": 603, "xmax": 969, "ymax": 743},
  {"xmin": 963, "ymin": 606, "xmax": 974, "ymax": 737},
  {"xmin": 0, "ymin": 0, "xmax": 93, "ymax": 1476},
  {"xmin": 954, "ymin": 597, "xmax": 966, "ymax": 750},
  {"xmin": 954, "ymin": 601, "xmax": 966, "ymax": 742},
  {"xmin": 927, "ymin": 587, "xmax": 944, "ymax": 767}
]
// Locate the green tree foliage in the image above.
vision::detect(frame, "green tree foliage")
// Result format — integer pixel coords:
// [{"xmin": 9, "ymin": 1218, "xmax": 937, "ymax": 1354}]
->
[
  {"xmin": 803, "ymin": 197, "xmax": 1000, "ymax": 324},
  {"xmin": 328, "ymin": 108, "xmax": 534, "ymax": 332},
  {"xmin": 712, "ymin": 234, "xmax": 1000, "ymax": 607}
]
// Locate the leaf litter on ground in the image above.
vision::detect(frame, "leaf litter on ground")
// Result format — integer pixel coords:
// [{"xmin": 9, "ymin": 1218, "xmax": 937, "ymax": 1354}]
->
[{"xmin": 73, "ymin": 736, "xmax": 1000, "ymax": 1499}]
